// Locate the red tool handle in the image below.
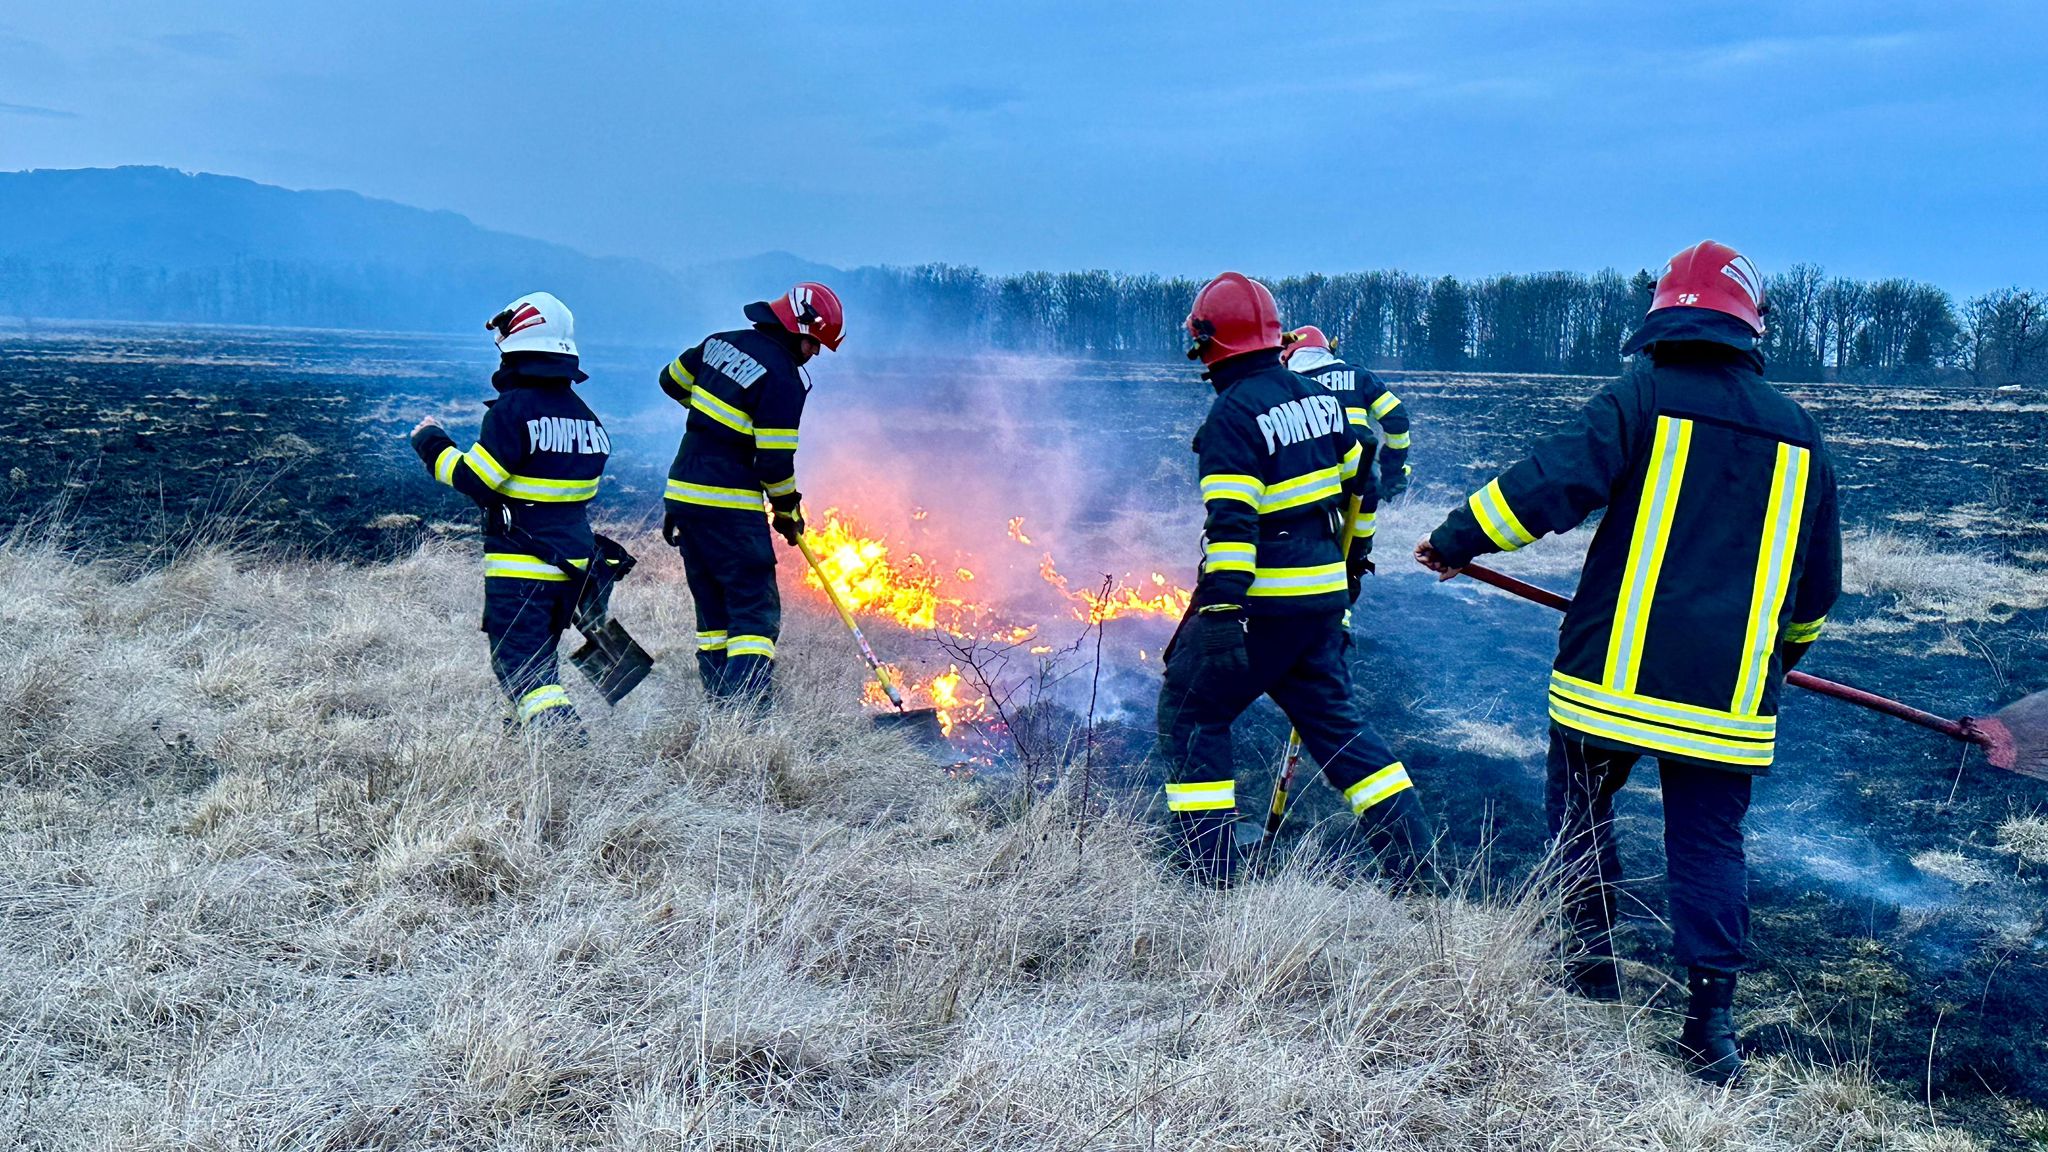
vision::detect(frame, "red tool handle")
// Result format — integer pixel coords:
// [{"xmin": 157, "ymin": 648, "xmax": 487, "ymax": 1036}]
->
[{"xmin": 1457, "ymin": 563, "xmax": 1985, "ymax": 747}]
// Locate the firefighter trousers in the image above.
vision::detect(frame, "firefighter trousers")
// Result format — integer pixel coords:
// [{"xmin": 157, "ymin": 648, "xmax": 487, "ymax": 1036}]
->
[
  {"xmin": 671, "ymin": 506, "xmax": 781, "ymax": 703},
  {"xmin": 1546, "ymin": 727, "xmax": 1753, "ymax": 974},
  {"xmin": 1156, "ymin": 609, "xmax": 1423, "ymax": 882},
  {"xmin": 482, "ymin": 576, "xmax": 581, "ymax": 727}
]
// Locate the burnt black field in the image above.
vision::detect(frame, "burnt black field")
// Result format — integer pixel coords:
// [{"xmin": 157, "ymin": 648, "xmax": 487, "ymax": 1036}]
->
[{"xmin": 6, "ymin": 322, "xmax": 2048, "ymax": 1137}]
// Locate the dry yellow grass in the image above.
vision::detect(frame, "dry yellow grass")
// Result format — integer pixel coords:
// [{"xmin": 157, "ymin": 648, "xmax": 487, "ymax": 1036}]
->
[
  {"xmin": 1841, "ymin": 529, "xmax": 2048, "ymax": 626},
  {"xmin": 0, "ymin": 537, "xmax": 1974, "ymax": 1149}
]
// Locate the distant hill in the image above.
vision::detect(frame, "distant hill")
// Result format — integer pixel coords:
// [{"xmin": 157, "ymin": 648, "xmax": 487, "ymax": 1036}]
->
[{"xmin": 0, "ymin": 167, "xmax": 828, "ymax": 343}]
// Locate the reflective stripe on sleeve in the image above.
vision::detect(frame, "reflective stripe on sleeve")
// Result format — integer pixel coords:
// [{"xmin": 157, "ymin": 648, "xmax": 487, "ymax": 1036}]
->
[
  {"xmin": 763, "ymin": 475, "xmax": 799, "ymax": 498},
  {"xmin": 1346, "ymin": 406, "xmax": 1371, "ymax": 428},
  {"xmin": 1370, "ymin": 392, "xmax": 1402, "ymax": 420},
  {"xmin": 1339, "ymin": 440, "xmax": 1364, "ymax": 480},
  {"xmin": 1344, "ymin": 763, "xmax": 1413, "ymax": 813},
  {"xmin": 1468, "ymin": 478, "xmax": 1537, "ymax": 552},
  {"xmin": 1784, "ymin": 617, "xmax": 1826, "ymax": 645},
  {"xmin": 1165, "ymin": 779, "xmax": 1236, "ymax": 812},
  {"xmin": 664, "ymin": 480, "xmax": 765, "ymax": 510},
  {"xmin": 755, "ymin": 427, "xmax": 799, "ymax": 451},
  {"xmin": 464, "ymin": 443, "xmax": 512, "ymax": 490},
  {"xmin": 1382, "ymin": 431, "xmax": 1411, "ymax": 450},
  {"xmin": 1202, "ymin": 539, "xmax": 1257, "ymax": 574},
  {"xmin": 666, "ymin": 357, "xmax": 696, "ymax": 388},
  {"xmin": 1353, "ymin": 509, "xmax": 1378, "ymax": 538},
  {"xmin": 1199, "ymin": 473, "xmax": 1265, "ymax": 507},
  {"xmin": 433, "ymin": 445, "xmax": 461, "ymax": 486}
]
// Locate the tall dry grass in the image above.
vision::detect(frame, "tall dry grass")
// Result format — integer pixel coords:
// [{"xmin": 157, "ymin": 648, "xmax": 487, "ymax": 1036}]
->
[{"xmin": 0, "ymin": 537, "xmax": 1973, "ymax": 1149}]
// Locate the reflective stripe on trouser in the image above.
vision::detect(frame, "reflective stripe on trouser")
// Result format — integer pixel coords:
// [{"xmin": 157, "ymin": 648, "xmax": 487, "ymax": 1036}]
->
[
  {"xmin": 483, "ymin": 576, "xmax": 580, "ymax": 724},
  {"xmin": 1546, "ymin": 728, "xmax": 1751, "ymax": 973},
  {"xmin": 1156, "ymin": 608, "xmax": 1415, "ymax": 841},
  {"xmin": 671, "ymin": 505, "xmax": 780, "ymax": 702}
]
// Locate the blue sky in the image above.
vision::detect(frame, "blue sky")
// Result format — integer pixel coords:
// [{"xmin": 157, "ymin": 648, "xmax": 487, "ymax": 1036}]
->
[{"xmin": 2, "ymin": 1, "xmax": 2043, "ymax": 293}]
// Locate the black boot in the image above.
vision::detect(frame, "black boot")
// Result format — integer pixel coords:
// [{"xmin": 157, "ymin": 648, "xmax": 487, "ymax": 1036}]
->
[
  {"xmin": 1677, "ymin": 968, "xmax": 1742, "ymax": 1085},
  {"xmin": 1170, "ymin": 811, "xmax": 1238, "ymax": 889},
  {"xmin": 1331, "ymin": 789, "xmax": 1436, "ymax": 892},
  {"xmin": 1566, "ymin": 947, "xmax": 1621, "ymax": 1002}
]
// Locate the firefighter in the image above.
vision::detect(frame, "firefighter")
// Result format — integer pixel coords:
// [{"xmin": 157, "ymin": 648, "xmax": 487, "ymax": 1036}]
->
[
  {"xmin": 1158, "ymin": 271, "xmax": 1430, "ymax": 888},
  {"xmin": 1281, "ymin": 325, "xmax": 1414, "ymax": 509},
  {"xmin": 1415, "ymin": 241, "xmax": 1843, "ymax": 1085},
  {"xmin": 410, "ymin": 291, "xmax": 611, "ymax": 735},
  {"xmin": 658, "ymin": 282, "xmax": 844, "ymax": 706}
]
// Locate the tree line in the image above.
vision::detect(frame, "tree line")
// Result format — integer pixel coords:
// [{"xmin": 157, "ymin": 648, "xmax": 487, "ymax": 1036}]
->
[{"xmin": 845, "ymin": 263, "xmax": 2048, "ymax": 385}]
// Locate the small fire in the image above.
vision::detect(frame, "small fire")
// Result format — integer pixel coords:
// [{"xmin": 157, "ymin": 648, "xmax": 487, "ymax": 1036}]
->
[
  {"xmin": 1038, "ymin": 557, "xmax": 1194, "ymax": 625},
  {"xmin": 1007, "ymin": 516, "xmax": 1032, "ymax": 544}
]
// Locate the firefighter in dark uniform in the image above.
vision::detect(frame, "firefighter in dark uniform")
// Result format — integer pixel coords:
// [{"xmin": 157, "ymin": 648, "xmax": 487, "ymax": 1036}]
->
[
  {"xmin": 411, "ymin": 291, "xmax": 611, "ymax": 734},
  {"xmin": 657, "ymin": 282, "xmax": 844, "ymax": 705},
  {"xmin": 1159, "ymin": 272, "xmax": 1430, "ymax": 887},
  {"xmin": 1417, "ymin": 241, "xmax": 1843, "ymax": 1085},
  {"xmin": 1281, "ymin": 325, "xmax": 1415, "ymax": 510}
]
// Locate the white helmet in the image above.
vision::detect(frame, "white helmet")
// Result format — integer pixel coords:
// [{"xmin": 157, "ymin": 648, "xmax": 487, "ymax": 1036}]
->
[{"xmin": 486, "ymin": 291, "xmax": 579, "ymax": 357}]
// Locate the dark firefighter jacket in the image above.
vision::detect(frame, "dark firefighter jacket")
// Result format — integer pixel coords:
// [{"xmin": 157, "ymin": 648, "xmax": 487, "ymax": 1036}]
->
[
  {"xmin": 1194, "ymin": 348, "xmax": 1374, "ymax": 616},
  {"xmin": 659, "ymin": 317, "xmax": 808, "ymax": 513},
  {"xmin": 1429, "ymin": 308, "xmax": 1842, "ymax": 772},
  {"xmin": 411, "ymin": 352, "xmax": 610, "ymax": 580},
  {"xmin": 1288, "ymin": 346, "xmax": 1412, "ymax": 488}
]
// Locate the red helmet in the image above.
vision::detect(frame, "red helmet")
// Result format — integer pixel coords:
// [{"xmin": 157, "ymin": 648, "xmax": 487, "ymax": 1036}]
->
[
  {"xmin": 1185, "ymin": 272, "xmax": 1282, "ymax": 365},
  {"xmin": 1279, "ymin": 325, "xmax": 1330, "ymax": 363},
  {"xmin": 1648, "ymin": 241, "xmax": 1765, "ymax": 334},
  {"xmin": 769, "ymin": 281, "xmax": 845, "ymax": 351}
]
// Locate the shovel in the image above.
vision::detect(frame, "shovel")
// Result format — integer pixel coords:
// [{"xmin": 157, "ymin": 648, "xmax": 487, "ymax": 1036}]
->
[
  {"xmin": 1459, "ymin": 562, "xmax": 2048, "ymax": 781},
  {"xmin": 794, "ymin": 534, "xmax": 950, "ymax": 750}
]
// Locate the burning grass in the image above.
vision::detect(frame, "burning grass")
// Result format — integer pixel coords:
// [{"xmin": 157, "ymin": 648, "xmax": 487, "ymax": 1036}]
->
[{"xmin": 0, "ymin": 537, "xmax": 1977, "ymax": 1148}]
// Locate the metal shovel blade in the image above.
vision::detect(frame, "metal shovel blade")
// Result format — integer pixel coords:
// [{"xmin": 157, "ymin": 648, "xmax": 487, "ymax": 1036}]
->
[
  {"xmin": 874, "ymin": 706, "xmax": 949, "ymax": 750},
  {"xmin": 569, "ymin": 618, "xmax": 656, "ymax": 706}
]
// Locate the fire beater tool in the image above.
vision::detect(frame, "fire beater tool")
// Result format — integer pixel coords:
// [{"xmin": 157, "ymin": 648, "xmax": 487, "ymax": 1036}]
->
[
  {"xmin": 1258, "ymin": 494, "xmax": 1366, "ymax": 851},
  {"xmin": 1458, "ymin": 562, "xmax": 2047, "ymax": 781},
  {"xmin": 794, "ymin": 534, "xmax": 950, "ymax": 750}
]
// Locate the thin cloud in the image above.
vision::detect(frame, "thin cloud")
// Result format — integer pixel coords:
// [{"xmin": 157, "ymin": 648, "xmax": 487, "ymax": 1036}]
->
[{"xmin": 0, "ymin": 99, "xmax": 76, "ymax": 120}]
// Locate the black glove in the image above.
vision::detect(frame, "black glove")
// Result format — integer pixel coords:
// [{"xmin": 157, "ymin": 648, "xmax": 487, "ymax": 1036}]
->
[
  {"xmin": 1347, "ymin": 551, "xmax": 1376, "ymax": 604},
  {"xmin": 770, "ymin": 491, "xmax": 805, "ymax": 546},
  {"xmin": 1192, "ymin": 606, "xmax": 1250, "ymax": 696},
  {"xmin": 662, "ymin": 502, "xmax": 686, "ymax": 547},
  {"xmin": 1378, "ymin": 468, "xmax": 1409, "ymax": 502}
]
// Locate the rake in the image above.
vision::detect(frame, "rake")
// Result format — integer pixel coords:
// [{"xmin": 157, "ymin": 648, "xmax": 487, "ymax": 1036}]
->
[{"xmin": 1459, "ymin": 562, "xmax": 2047, "ymax": 781}]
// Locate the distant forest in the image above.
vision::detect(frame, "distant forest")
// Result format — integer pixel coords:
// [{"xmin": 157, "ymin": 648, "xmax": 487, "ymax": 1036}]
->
[{"xmin": 847, "ymin": 263, "xmax": 2048, "ymax": 385}]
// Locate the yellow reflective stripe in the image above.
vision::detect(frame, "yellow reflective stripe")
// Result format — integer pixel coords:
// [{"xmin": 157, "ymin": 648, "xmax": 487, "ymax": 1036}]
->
[
  {"xmin": 1468, "ymin": 478, "xmax": 1536, "ymax": 552},
  {"xmin": 1548, "ymin": 694, "xmax": 1775, "ymax": 767},
  {"xmin": 1165, "ymin": 779, "xmax": 1236, "ymax": 812},
  {"xmin": 483, "ymin": 553, "xmax": 588, "ymax": 581},
  {"xmin": 763, "ymin": 475, "xmax": 798, "ymax": 498},
  {"xmin": 1247, "ymin": 562, "xmax": 1347, "ymax": 597},
  {"xmin": 666, "ymin": 356, "xmax": 696, "ymax": 387},
  {"xmin": 1604, "ymin": 416, "xmax": 1693, "ymax": 693},
  {"xmin": 1339, "ymin": 440, "xmax": 1364, "ymax": 480},
  {"xmin": 1732, "ymin": 441, "xmax": 1811, "ymax": 713},
  {"xmin": 691, "ymin": 388, "xmax": 755, "ymax": 435},
  {"xmin": 664, "ymin": 479, "xmax": 765, "ymax": 510},
  {"xmin": 433, "ymin": 445, "xmax": 461, "ymax": 486},
  {"xmin": 496, "ymin": 474, "xmax": 600, "ymax": 503},
  {"xmin": 726, "ymin": 634, "xmax": 777, "ymax": 660},
  {"xmin": 517, "ymin": 684, "xmax": 573, "ymax": 721},
  {"xmin": 464, "ymin": 443, "xmax": 511, "ymax": 490},
  {"xmin": 1200, "ymin": 473, "xmax": 1265, "ymax": 507},
  {"xmin": 1370, "ymin": 392, "xmax": 1402, "ymax": 420},
  {"xmin": 1784, "ymin": 617, "xmax": 1826, "ymax": 645},
  {"xmin": 696, "ymin": 630, "xmax": 730, "ymax": 651},
  {"xmin": 1352, "ymin": 510, "xmax": 1378, "ymax": 537},
  {"xmin": 1549, "ymin": 670, "xmax": 1777, "ymax": 738},
  {"xmin": 1382, "ymin": 431, "xmax": 1411, "ymax": 449},
  {"xmin": 1344, "ymin": 763, "xmax": 1413, "ymax": 813},
  {"xmin": 755, "ymin": 427, "xmax": 799, "ymax": 451},
  {"xmin": 1260, "ymin": 465, "xmax": 1344, "ymax": 512},
  {"xmin": 1202, "ymin": 540, "xmax": 1256, "ymax": 574},
  {"xmin": 1346, "ymin": 407, "xmax": 1371, "ymax": 428}
]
